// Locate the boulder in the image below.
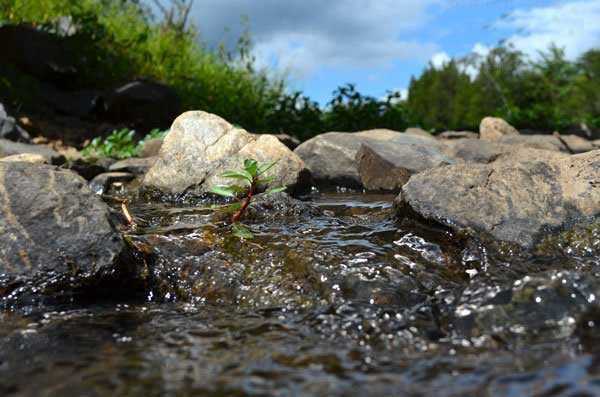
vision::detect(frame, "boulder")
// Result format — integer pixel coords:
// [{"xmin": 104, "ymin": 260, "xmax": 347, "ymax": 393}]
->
[
  {"xmin": 554, "ymin": 133, "xmax": 595, "ymax": 153},
  {"xmin": 294, "ymin": 129, "xmax": 444, "ymax": 188},
  {"xmin": 496, "ymin": 134, "xmax": 569, "ymax": 152},
  {"xmin": 593, "ymin": 139, "xmax": 600, "ymax": 148},
  {"xmin": 143, "ymin": 111, "xmax": 309, "ymax": 195},
  {"xmin": 396, "ymin": 149, "xmax": 600, "ymax": 248},
  {"xmin": 272, "ymin": 133, "xmax": 301, "ymax": 150},
  {"xmin": 356, "ymin": 140, "xmax": 454, "ymax": 192},
  {"xmin": 404, "ymin": 127, "xmax": 432, "ymax": 138},
  {"xmin": 443, "ymin": 139, "xmax": 568, "ymax": 164},
  {"xmin": 0, "ymin": 139, "xmax": 60, "ymax": 162},
  {"xmin": 95, "ymin": 80, "xmax": 181, "ymax": 133},
  {"xmin": 0, "ymin": 153, "xmax": 47, "ymax": 164},
  {"xmin": 437, "ymin": 130, "xmax": 478, "ymax": 140},
  {"xmin": 479, "ymin": 117, "xmax": 519, "ymax": 140},
  {"xmin": 0, "ymin": 162, "xmax": 124, "ymax": 284},
  {"xmin": 138, "ymin": 138, "xmax": 163, "ymax": 158},
  {"xmin": 0, "ymin": 103, "xmax": 30, "ymax": 142}
]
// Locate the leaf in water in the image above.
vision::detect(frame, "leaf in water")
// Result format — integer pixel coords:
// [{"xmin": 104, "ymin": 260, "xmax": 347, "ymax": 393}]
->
[
  {"xmin": 232, "ymin": 223, "xmax": 254, "ymax": 239},
  {"xmin": 210, "ymin": 185, "xmax": 237, "ymax": 197},
  {"xmin": 257, "ymin": 159, "xmax": 279, "ymax": 176},
  {"xmin": 265, "ymin": 186, "xmax": 286, "ymax": 194},
  {"xmin": 221, "ymin": 170, "xmax": 252, "ymax": 183}
]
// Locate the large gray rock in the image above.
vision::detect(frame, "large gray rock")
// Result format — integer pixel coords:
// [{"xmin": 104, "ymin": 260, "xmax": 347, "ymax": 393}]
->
[
  {"xmin": 496, "ymin": 134, "xmax": 569, "ymax": 152},
  {"xmin": 143, "ymin": 111, "xmax": 309, "ymax": 195},
  {"xmin": 294, "ymin": 129, "xmax": 445, "ymax": 188},
  {"xmin": 479, "ymin": 117, "xmax": 519, "ymax": 140},
  {"xmin": 0, "ymin": 139, "xmax": 60, "ymax": 161},
  {"xmin": 555, "ymin": 133, "xmax": 595, "ymax": 153},
  {"xmin": 443, "ymin": 139, "xmax": 568, "ymax": 164},
  {"xmin": 0, "ymin": 162, "xmax": 124, "ymax": 283},
  {"xmin": 356, "ymin": 140, "xmax": 454, "ymax": 192},
  {"xmin": 396, "ymin": 149, "xmax": 600, "ymax": 248}
]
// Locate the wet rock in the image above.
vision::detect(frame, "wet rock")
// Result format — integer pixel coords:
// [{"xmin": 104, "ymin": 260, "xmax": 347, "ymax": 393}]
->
[
  {"xmin": 89, "ymin": 172, "xmax": 135, "ymax": 195},
  {"xmin": 109, "ymin": 157, "xmax": 156, "ymax": 175},
  {"xmin": 0, "ymin": 103, "xmax": 30, "ymax": 142},
  {"xmin": 143, "ymin": 111, "xmax": 309, "ymax": 196},
  {"xmin": 294, "ymin": 130, "xmax": 445, "ymax": 188},
  {"xmin": 396, "ymin": 150, "xmax": 600, "ymax": 247},
  {"xmin": 438, "ymin": 130, "xmax": 478, "ymax": 140},
  {"xmin": 356, "ymin": 140, "xmax": 453, "ymax": 192},
  {"xmin": 138, "ymin": 137, "xmax": 163, "ymax": 158},
  {"xmin": 0, "ymin": 153, "xmax": 47, "ymax": 164},
  {"xmin": 0, "ymin": 139, "xmax": 60, "ymax": 162},
  {"xmin": 479, "ymin": 117, "xmax": 519, "ymax": 140},
  {"xmin": 0, "ymin": 163, "xmax": 124, "ymax": 289},
  {"xmin": 96, "ymin": 80, "xmax": 181, "ymax": 133}
]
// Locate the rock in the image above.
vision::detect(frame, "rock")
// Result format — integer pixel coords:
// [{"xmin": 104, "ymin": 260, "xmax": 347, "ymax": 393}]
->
[
  {"xmin": 496, "ymin": 134, "xmax": 569, "ymax": 152},
  {"xmin": 294, "ymin": 129, "xmax": 444, "ymax": 188},
  {"xmin": 593, "ymin": 139, "xmax": 600, "ymax": 148},
  {"xmin": 143, "ymin": 111, "xmax": 310, "ymax": 195},
  {"xmin": 437, "ymin": 130, "xmax": 478, "ymax": 140},
  {"xmin": 356, "ymin": 140, "xmax": 454, "ymax": 192},
  {"xmin": 404, "ymin": 127, "xmax": 432, "ymax": 138},
  {"xmin": 0, "ymin": 103, "xmax": 30, "ymax": 142},
  {"xmin": 66, "ymin": 158, "xmax": 113, "ymax": 181},
  {"xmin": 479, "ymin": 117, "xmax": 519, "ymax": 140},
  {"xmin": 443, "ymin": 139, "xmax": 568, "ymax": 164},
  {"xmin": 0, "ymin": 162, "xmax": 124, "ymax": 284},
  {"xmin": 96, "ymin": 80, "xmax": 181, "ymax": 133},
  {"xmin": 0, "ymin": 139, "xmax": 61, "ymax": 162},
  {"xmin": 396, "ymin": 149, "xmax": 600, "ymax": 248},
  {"xmin": 554, "ymin": 133, "xmax": 595, "ymax": 153},
  {"xmin": 138, "ymin": 138, "xmax": 163, "ymax": 158},
  {"xmin": 109, "ymin": 157, "xmax": 156, "ymax": 175},
  {"xmin": 89, "ymin": 172, "xmax": 135, "ymax": 195},
  {"xmin": 0, "ymin": 153, "xmax": 47, "ymax": 164}
]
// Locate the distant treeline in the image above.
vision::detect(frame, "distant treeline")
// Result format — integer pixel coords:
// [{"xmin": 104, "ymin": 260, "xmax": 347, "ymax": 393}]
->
[{"xmin": 2, "ymin": 0, "xmax": 599, "ymax": 140}]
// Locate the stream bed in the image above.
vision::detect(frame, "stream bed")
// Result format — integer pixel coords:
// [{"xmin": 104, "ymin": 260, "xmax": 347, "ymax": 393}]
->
[{"xmin": 1, "ymin": 192, "xmax": 600, "ymax": 396}]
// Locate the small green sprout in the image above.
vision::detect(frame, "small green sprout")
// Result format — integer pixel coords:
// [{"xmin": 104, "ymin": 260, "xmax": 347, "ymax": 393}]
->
[{"xmin": 210, "ymin": 158, "xmax": 286, "ymax": 239}]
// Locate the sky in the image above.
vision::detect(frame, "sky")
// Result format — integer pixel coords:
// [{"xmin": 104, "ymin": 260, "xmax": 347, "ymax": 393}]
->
[{"xmin": 185, "ymin": 0, "xmax": 600, "ymax": 105}]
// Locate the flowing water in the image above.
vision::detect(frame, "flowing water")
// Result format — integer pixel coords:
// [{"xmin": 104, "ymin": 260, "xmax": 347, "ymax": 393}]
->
[{"xmin": 1, "ymin": 192, "xmax": 600, "ymax": 396}]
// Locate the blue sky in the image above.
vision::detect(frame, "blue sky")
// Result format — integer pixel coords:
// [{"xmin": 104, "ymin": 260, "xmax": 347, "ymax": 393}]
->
[{"xmin": 186, "ymin": 0, "xmax": 600, "ymax": 104}]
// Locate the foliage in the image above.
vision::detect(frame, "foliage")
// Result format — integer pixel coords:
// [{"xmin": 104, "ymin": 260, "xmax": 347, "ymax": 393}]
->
[
  {"xmin": 81, "ymin": 128, "xmax": 138, "ymax": 159},
  {"xmin": 210, "ymin": 159, "xmax": 286, "ymax": 239}
]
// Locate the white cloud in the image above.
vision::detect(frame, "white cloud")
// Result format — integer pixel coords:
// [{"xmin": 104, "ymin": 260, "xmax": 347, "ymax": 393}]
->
[
  {"xmin": 430, "ymin": 51, "xmax": 451, "ymax": 68},
  {"xmin": 497, "ymin": 0, "xmax": 600, "ymax": 60},
  {"xmin": 191, "ymin": 0, "xmax": 440, "ymax": 77}
]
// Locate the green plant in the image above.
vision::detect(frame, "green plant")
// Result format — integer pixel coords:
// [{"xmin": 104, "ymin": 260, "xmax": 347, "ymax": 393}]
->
[
  {"xmin": 81, "ymin": 128, "xmax": 138, "ymax": 159},
  {"xmin": 210, "ymin": 159, "xmax": 286, "ymax": 239}
]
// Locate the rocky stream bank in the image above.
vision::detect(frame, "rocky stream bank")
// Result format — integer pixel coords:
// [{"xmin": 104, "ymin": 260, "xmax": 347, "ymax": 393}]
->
[{"xmin": 1, "ymin": 110, "xmax": 600, "ymax": 396}]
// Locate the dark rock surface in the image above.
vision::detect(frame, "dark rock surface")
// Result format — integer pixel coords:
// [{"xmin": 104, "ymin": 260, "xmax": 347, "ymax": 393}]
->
[
  {"xmin": 109, "ymin": 157, "xmax": 156, "ymax": 175},
  {"xmin": 0, "ymin": 162, "xmax": 124, "ymax": 283},
  {"xmin": 89, "ymin": 171, "xmax": 135, "ymax": 195},
  {"xmin": 0, "ymin": 103, "xmax": 30, "ymax": 142}
]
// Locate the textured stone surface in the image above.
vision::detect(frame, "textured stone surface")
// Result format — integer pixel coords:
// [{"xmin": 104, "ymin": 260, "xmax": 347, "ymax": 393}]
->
[
  {"xmin": 294, "ymin": 130, "xmax": 444, "ymax": 188},
  {"xmin": 0, "ymin": 139, "xmax": 59, "ymax": 161},
  {"xmin": 443, "ymin": 139, "xmax": 568, "ymax": 164},
  {"xmin": 0, "ymin": 162, "xmax": 123, "ymax": 279},
  {"xmin": 0, "ymin": 153, "xmax": 47, "ymax": 164},
  {"xmin": 356, "ymin": 140, "xmax": 453, "ymax": 192},
  {"xmin": 479, "ymin": 117, "xmax": 520, "ymax": 140},
  {"xmin": 109, "ymin": 157, "xmax": 156, "ymax": 175},
  {"xmin": 396, "ymin": 149, "xmax": 600, "ymax": 247},
  {"xmin": 143, "ymin": 111, "xmax": 309, "ymax": 195}
]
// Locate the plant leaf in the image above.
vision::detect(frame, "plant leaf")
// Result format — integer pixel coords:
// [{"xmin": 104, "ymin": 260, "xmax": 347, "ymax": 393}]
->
[
  {"xmin": 256, "ymin": 175, "xmax": 276, "ymax": 185},
  {"xmin": 221, "ymin": 170, "xmax": 252, "ymax": 183},
  {"xmin": 265, "ymin": 186, "xmax": 286, "ymax": 194},
  {"xmin": 210, "ymin": 185, "xmax": 237, "ymax": 197},
  {"xmin": 232, "ymin": 223, "xmax": 254, "ymax": 239},
  {"xmin": 257, "ymin": 160, "xmax": 279, "ymax": 176},
  {"xmin": 243, "ymin": 159, "xmax": 258, "ymax": 176}
]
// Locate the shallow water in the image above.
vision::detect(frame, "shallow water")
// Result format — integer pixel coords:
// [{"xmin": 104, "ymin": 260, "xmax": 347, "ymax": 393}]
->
[{"xmin": 2, "ymin": 192, "xmax": 600, "ymax": 396}]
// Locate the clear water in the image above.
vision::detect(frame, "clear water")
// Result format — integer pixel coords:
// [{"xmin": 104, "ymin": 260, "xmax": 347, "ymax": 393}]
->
[{"xmin": 1, "ymin": 192, "xmax": 600, "ymax": 396}]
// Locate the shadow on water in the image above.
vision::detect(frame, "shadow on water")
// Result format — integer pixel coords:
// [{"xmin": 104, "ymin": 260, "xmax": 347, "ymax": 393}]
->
[{"xmin": 1, "ymin": 192, "xmax": 600, "ymax": 396}]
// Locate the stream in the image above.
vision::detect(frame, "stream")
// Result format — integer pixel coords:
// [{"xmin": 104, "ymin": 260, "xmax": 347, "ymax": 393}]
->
[{"xmin": 1, "ymin": 192, "xmax": 600, "ymax": 396}]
